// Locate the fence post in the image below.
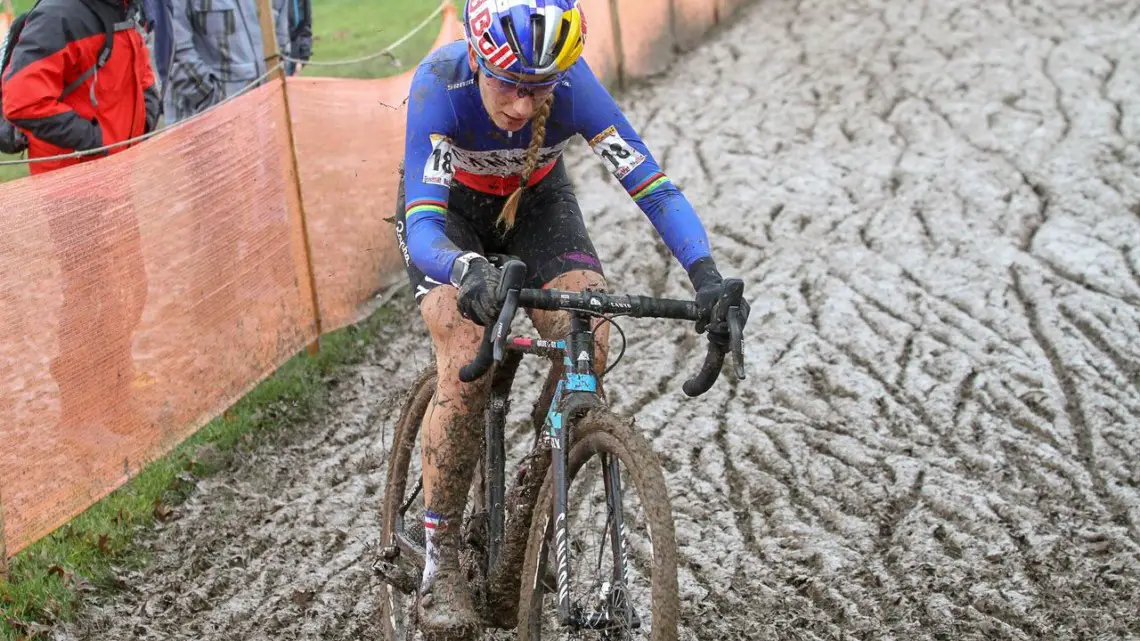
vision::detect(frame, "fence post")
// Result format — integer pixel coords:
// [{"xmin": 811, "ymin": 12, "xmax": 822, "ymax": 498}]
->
[
  {"xmin": 256, "ymin": 0, "xmax": 323, "ymax": 356},
  {"xmin": 606, "ymin": 0, "xmax": 626, "ymax": 90},
  {"xmin": 668, "ymin": 0, "xmax": 678, "ymax": 50}
]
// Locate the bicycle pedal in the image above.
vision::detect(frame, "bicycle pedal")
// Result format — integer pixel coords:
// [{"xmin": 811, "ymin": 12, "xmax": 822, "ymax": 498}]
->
[{"xmin": 371, "ymin": 557, "xmax": 419, "ymax": 595}]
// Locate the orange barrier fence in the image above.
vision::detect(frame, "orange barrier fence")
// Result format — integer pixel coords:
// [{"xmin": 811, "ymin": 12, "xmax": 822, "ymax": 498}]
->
[
  {"xmin": 289, "ymin": 11, "xmax": 464, "ymax": 331},
  {"xmin": 580, "ymin": 0, "xmax": 621, "ymax": 87},
  {"xmin": 0, "ymin": 81, "xmax": 316, "ymax": 556},
  {"xmin": 615, "ymin": 0, "xmax": 675, "ymax": 80},
  {"xmin": 0, "ymin": 0, "xmax": 754, "ymax": 566},
  {"xmin": 674, "ymin": 0, "xmax": 720, "ymax": 51}
]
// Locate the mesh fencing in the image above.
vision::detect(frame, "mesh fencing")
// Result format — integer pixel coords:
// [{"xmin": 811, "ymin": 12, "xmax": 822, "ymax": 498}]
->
[
  {"xmin": 289, "ymin": 9, "xmax": 464, "ymax": 332},
  {"xmin": 615, "ymin": 0, "xmax": 676, "ymax": 80},
  {"xmin": 580, "ymin": 0, "xmax": 621, "ymax": 86},
  {"xmin": 0, "ymin": 80, "xmax": 317, "ymax": 555},
  {"xmin": 673, "ymin": 0, "xmax": 720, "ymax": 50},
  {"xmin": 1, "ymin": 0, "xmax": 742, "ymax": 563}
]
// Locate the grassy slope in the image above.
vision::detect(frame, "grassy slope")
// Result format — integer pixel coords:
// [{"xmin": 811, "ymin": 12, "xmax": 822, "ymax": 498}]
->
[
  {"xmin": 0, "ymin": 1, "xmax": 457, "ymax": 637},
  {"xmin": 301, "ymin": 0, "xmax": 466, "ymax": 79}
]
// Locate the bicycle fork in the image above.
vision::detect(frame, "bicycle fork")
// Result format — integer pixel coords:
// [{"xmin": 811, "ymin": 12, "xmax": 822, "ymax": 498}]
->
[
  {"xmin": 544, "ymin": 316, "xmax": 639, "ymax": 631},
  {"xmin": 547, "ymin": 378, "xmax": 574, "ymax": 623}
]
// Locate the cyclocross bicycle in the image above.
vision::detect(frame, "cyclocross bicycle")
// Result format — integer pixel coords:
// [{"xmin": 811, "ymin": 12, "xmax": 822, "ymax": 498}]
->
[{"xmin": 374, "ymin": 258, "xmax": 747, "ymax": 640}]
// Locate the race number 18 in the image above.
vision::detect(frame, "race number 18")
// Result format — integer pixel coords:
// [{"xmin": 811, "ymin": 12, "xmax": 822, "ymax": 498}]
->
[
  {"xmin": 589, "ymin": 126, "xmax": 646, "ymax": 180},
  {"xmin": 423, "ymin": 134, "xmax": 455, "ymax": 186}
]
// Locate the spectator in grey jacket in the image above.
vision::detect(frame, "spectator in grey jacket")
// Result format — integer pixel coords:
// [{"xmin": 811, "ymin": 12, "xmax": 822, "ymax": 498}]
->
[{"xmin": 163, "ymin": 0, "xmax": 311, "ymax": 125}]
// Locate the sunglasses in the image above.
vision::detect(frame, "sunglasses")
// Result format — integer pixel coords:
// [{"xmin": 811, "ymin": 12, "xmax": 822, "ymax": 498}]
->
[{"xmin": 477, "ymin": 57, "xmax": 562, "ymax": 98}]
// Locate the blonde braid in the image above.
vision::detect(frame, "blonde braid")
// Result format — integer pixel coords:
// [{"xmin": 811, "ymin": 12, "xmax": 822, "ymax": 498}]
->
[{"xmin": 497, "ymin": 94, "xmax": 556, "ymax": 230}]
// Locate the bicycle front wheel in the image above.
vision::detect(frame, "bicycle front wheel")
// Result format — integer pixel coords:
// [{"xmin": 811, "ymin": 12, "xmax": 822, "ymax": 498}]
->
[{"xmin": 517, "ymin": 409, "xmax": 680, "ymax": 641}]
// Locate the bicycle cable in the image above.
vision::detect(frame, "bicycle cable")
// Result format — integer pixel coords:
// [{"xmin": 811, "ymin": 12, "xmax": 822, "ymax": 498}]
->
[
  {"xmin": 532, "ymin": 305, "xmax": 628, "ymax": 375},
  {"xmin": 591, "ymin": 314, "xmax": 627, "ymax": 377}
]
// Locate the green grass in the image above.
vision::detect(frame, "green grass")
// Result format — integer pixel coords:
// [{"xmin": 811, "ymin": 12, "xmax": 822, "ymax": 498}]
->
[
  {"xmin": 301, "ymin": 0, "xmax": 466, "ymax": 79},
  {"xmin": 0, "ymin": 155, "xmax": 27, "ymax": 183},
  {"xmin": 0, "ymin": 305, "xmax": 399, "ymax": 639}
]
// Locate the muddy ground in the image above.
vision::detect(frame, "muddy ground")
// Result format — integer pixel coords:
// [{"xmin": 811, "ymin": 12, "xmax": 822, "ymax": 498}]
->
[{"xmin": 55, "ymin": 0, "xmax": 1140, "ymax": 639}]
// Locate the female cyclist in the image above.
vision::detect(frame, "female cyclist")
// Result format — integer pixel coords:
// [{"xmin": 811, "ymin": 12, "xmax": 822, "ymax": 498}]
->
[{"xmin": 392, "ymin": 0, "xmax": 748, "ymax": 636}]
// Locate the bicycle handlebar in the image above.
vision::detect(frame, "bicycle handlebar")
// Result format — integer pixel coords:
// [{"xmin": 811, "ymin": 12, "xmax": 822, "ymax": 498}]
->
[{"xmin": 458, "ymin": 260, "xmax": 747, "ymax": 397}]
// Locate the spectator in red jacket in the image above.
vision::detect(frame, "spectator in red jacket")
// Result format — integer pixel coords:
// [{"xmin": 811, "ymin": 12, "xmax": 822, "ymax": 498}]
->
[
  {"xmin": 1, "ymin": 0, "xmax": 158, "ymax": 447},
  {"xmin": 1, "ymin": 0, "xmax": 161, "ymax": 175}
]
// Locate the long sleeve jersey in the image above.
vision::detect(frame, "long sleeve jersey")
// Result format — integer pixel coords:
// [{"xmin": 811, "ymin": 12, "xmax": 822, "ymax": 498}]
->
[{"xmin": 402, "ymin": 41, "xmax": 713, "ymax": 285}]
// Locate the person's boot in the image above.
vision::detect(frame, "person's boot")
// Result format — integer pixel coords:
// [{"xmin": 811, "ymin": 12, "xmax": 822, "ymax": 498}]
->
[
  {"xmin": 418, "ymin": 529, "xmax": 481, "ymax": 640},
  {"xmin": 418, "ymin": 409, "xmax": 484, "ymax": 640}
]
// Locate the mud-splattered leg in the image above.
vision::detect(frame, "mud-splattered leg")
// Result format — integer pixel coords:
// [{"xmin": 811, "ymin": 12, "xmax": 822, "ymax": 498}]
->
[{"xmin": 416, "ymin": 286, "xmax": 487, "ymax": 638}]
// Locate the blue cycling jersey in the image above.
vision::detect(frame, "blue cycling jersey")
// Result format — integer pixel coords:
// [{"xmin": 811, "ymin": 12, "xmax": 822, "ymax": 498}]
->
[{"xmin": 402, "ymin": 41, "xmax": 712, "ymax": 286}]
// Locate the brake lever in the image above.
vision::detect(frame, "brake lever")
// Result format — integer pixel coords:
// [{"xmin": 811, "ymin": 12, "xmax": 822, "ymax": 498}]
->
[
  {"xmin": 491, "ymin": 260, "xmax": 527, "ymax": 363},
  {"xmin": 728, "ymin": 305, "xmax": 746, "ymax": 380},
  {"xmin": 492, "ymin": 287, "xmax": 519, "ymax": 362},
  {"xmin": 458, "ymin": 259, "xmax": 527, "ymax": 383},
  {"xmin": 721, "ymin": 279, "xmax": 746, "ymax": 381}
]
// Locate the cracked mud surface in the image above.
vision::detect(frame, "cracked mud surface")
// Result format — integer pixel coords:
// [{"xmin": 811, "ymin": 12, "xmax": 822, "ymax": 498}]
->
[{"xmin": 55, "ymin": 0, "xmax": 1140, "ymax": 639}]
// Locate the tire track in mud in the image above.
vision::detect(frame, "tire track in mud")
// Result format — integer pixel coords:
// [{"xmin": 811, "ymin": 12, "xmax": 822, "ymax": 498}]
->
[{"xmin": 58, "ymin": 0, "xmax": 1140, "ymax": 639}]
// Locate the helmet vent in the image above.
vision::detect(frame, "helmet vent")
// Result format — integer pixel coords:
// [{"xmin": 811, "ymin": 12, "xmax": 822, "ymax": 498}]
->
[
  {"xmin": 500, "ymin": 16, "xmax": 525, "ymax": 65},
  {"xmin": 552, "ymin": 17, "xmax": 571, "ymax": 61},
  {"xmin": 531, "ymin": 13, "xmax": 547, "ymax": 66}
]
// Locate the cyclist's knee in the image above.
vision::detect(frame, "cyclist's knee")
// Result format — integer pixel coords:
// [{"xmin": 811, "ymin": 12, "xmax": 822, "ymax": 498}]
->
[
  {"xmin": 531, "ymin": 269, "xmax": 608, "ymax": 339},
  {"xmin": 421, "ymin": 286, "xmax": 480, "ymax": 343},
  {"xmin": 420, "ymin": 286, "xmax": 491, "ymax": 404}
]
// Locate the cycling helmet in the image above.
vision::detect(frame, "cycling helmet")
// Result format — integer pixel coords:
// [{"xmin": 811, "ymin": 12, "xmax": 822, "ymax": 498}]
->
[{"xmin": 464, "ymin": 0, "xmax": 587, "ymax": 81}]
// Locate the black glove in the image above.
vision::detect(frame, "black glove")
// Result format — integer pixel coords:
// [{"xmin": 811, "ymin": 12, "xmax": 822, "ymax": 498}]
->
[
  {"xmin": 452, "ymin": 252, "xmax": 503, "ymax": 326},
  {"xmin": 0, "ymin": 120, "xmax": 29, "ymax": 155},
  {"xmin": 688, "ymin": 257, "xmax": 750, "ymax": 346}
]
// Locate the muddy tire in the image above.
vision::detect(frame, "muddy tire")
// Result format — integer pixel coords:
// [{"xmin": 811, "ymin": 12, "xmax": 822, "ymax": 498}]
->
[
  {"xmin": 517, "ymin": 409, "xmax": 680, "ymax": 641},
  {"xmin": 378, "ymin": 366, "xmax": 437, "ymax": 641}
]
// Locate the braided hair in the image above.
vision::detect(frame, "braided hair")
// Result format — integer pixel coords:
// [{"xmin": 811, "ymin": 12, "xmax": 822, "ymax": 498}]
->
[{"xmin": 497, "ymin": 94, "xmax": 556, "ymax": 230}]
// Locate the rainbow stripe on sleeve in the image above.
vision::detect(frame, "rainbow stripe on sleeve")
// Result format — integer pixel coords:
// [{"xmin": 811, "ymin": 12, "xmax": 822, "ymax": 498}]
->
[
  {"xmin": 629, "ymin": 172, "xmax": 672, "ymax": 202},
  {"xmin": 406, "ymin": 199, "xmax": 448, "ymax": 220}
]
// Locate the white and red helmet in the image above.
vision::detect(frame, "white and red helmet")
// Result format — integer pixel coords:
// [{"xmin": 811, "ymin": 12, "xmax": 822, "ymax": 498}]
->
[{"xmin": 464, "ymin": 0, "xmax": 587, "ymax": 79}]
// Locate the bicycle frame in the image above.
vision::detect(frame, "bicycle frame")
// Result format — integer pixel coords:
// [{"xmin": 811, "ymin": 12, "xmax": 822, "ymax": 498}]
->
[{"xmin": 388, "ymin": 310, "xmax": 629, "ymax": 631}]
